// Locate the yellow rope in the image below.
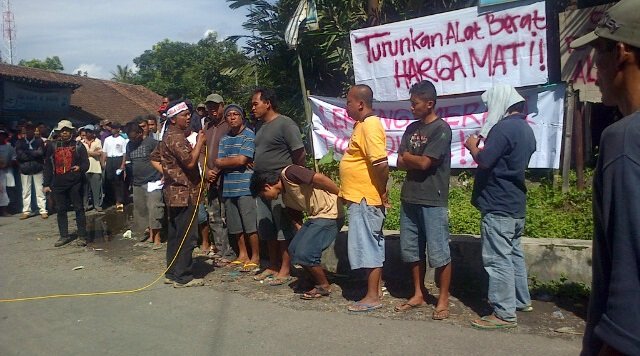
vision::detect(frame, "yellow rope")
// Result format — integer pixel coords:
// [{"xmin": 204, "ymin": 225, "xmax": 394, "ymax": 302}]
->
[{"xmin": 0, "ymin": 144, "xmax": 209, "ymax": 303}]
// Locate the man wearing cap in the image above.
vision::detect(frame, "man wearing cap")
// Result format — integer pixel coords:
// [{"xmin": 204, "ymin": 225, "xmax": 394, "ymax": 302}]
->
[
  {"xmin": 99, "ymin": 120, "xmax": 112, "ymax": 144},
  {"xmin": 43, "ymin": 120, "xmax": 89, "ymax": 247},
  {"xmin": 203, "ymin": 93, "xmax": 231, "ymax": 259},
  {"xmin": 15, "ymin": 123, "xmax": 47, "ymax": 219},
  {"xmin": 570, "ymin": 1, "xmax": 640, "ymax": 354},
  {"xmin": 192, "ymin": 103, "xmax": 207, "ymax": 131},
  {"xmin": 150, "ymin": 100, "xmax": 207, "ymax": 287}
]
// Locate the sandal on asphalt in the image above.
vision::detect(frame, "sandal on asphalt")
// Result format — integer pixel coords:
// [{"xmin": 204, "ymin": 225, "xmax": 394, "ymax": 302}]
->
[
  {"xmin": 471, "ymin": 315, "xmax": 517, "ymax": 330},
  {"xmin": 301, "ymin": 286, "xmax": 331, "ymax": 300},
  {"xmin": 152, "ymin": 243, "xmax": 164, "ymax": 250},
  {"xmin": 348, "ymin": 302, "xmax": 384, "ymax": 313},
  {"xmin": 173, "ymin": 278, "xmax": 204, "ymax": 288},
  {"xmin": 432, "ymin": 308, "xmax": 450, "ymax": 320},
  {"xmin": 253, "ymin": 269, "xmax": 277, "ymax": 281},
  {"xmin": 394, "ymin": 302, "xmax": 427, "ymax": 312},
  {"xmin": 240, "ymin": 262, "xmax": 260, "ymax": 273},
  {"xmin": 517, "ymin": 305, "xmax": 534, "ymax": 312},
  {"xmin": 228, "ymin": 260, "xmax": 245, "ymax": 268},
  {"xmin": 267, "ymin": 276, "xmax": 293, "ymax": 286}
]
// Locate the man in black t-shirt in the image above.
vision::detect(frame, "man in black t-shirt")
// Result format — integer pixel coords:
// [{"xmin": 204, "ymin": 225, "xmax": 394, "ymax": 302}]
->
[
  {"xmin": 124, "ymin": 122, "xmax": 164, "ymax": 249},
  {"xmin": 396, "ymin": 80, "xmax": 452, "ymax": 320}
]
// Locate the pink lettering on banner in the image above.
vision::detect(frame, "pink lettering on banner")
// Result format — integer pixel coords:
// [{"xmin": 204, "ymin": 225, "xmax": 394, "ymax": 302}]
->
[
  {"xmin": 332, "ymin": 108, "xmax": 350, "ymax": 130},
  {"xmin": 485, "ymin": 9, "xmax": 546, "ymax": 36},
  {"xmin": 458, "ymin": 131, "xmax": 468, "ymax": 165}
]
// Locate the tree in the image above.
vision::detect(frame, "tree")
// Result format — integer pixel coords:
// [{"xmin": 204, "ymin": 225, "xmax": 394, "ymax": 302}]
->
[
  {"xmin": 111, "ymin": 64, "xmax": 136, "ymax": 83},
  {"xmin": 18, "ymin": 56, "xmax": 64, "ymax": 71},
  {"xmin": 133, "ymin": 33, "xmax": 252, "ymax": 105}
]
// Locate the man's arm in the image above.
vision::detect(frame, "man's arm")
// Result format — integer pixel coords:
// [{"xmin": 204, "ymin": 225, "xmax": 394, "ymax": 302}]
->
[
  {"xmin": 184, "ymin": 131, "xmax": 206, "ymax": 170},
  {"xmin": 311, "ymin": 172, "xmax": 340, "ymax": 195},
  {"xmin": 215, "ymin": 155, "xmax": 250, "ymax": 169},
  {"xmin": 400, "ymin": 152, "xmax": 439, "ymax": 171},
  {"xmin": 291, "ymin": 147, "xmax": 306, "ymax": 166}
]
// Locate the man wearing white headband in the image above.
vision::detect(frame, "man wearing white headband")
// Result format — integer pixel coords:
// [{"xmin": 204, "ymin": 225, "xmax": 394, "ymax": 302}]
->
[{"xmin": 150, "ymin": 100, "xmax": 207, "ymax": 287}]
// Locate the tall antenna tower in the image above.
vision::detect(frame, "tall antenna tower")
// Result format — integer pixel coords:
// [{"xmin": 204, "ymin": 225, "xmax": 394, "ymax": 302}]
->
[{"xmin": 2, "ymin": 0, "xmax": 16, "ymax": 64}]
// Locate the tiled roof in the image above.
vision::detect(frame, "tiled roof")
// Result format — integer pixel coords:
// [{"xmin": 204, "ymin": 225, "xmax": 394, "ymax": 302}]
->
[{"xmin": 0, "ymin": 63, "xmax": 163, "ymax": 124}]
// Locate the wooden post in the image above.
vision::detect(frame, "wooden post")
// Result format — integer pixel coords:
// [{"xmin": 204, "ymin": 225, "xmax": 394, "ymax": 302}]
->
[
  {"xmin": 562, "ymin": 85, "xmax": 576, "ymax": 193},
  {"xmin": 575, "ymin": 101, "xmax": 585, "ymax": 190}
]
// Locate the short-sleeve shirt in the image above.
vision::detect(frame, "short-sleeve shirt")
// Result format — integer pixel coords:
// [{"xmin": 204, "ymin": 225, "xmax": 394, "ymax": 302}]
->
[
  {"xmin": 339, "ymin": 115, "xmax": 388, "ymax": 206},
  {"xmin": 82, "ymin": 139, "xmax": 102, "ymax": 174},
  {"xmin": 149, "ymin": 125, "xmax": 200, "ymax": 207},
  {"xmin": 398, "ymin": 118, "xmax": 452, "ymax": 207},
  {"xmin": 253, "ymin": 115, "xmax": 304, "ymax": 172},
  {"xmin": 126, "ymin": 137, "xmax": 162, "ymax": 186},
  {"xmin": 218, "ymin": 127, "xmax": 255, "ymax": 198},
  {"xmin": 102, "ymin": 135, "xmax": 127, "ymax": 157},
  {"xmin": 281, "ymin": 165, "xmax": 342, "ymax": 219}
]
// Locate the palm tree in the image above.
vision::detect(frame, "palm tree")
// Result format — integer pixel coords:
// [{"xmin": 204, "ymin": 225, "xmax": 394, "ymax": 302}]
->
[{"xmin": 111, "ymin": 64, "xmax": 135, "ymax": 83}]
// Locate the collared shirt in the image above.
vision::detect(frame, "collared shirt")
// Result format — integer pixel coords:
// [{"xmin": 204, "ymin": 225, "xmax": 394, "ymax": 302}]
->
[
  {"xmin": 150, "ymin": 125, "xmax": 201, "ymax": 207},
  {"xmin": 339, "ymin": 115, "xmax": 388, "ymax": 206}
]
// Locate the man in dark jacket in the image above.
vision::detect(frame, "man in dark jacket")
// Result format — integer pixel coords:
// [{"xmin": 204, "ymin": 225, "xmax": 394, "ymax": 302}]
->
[
  {"xmin": 16, "ymin": 123, "xmax": 47, "ymax": 219},
  {"xmin": 43, "ymin": 120, "xmax": 90, "ymax": 247}
]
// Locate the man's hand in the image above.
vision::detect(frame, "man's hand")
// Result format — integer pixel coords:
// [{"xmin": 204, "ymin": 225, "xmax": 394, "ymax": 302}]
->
[
  {"xmin": 196, "ymin": 130, "xmax": 206, "ymax": 144},
  {"xmin": 464, "ymin": 134, "xmax": 480, "ymax": 151},
  {"xmin": 43, "ymin": 186, "xmax": 51, "ymax": 193},
  {"xmin": 70, "ymin": 165, "xmax": 80, "ymax": 172},
  {"xmin": 381, "ymin": 191, "xmax": 391, "ymax": 209},
  {"xmin": 206, "ymin": 170, "xmax": 218, "ymax": 183}
]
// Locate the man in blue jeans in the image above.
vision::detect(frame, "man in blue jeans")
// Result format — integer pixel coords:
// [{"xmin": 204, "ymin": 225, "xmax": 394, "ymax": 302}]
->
[{"xmin": 465, "ymin": 84, "xmax": 536, "ymax": 329}]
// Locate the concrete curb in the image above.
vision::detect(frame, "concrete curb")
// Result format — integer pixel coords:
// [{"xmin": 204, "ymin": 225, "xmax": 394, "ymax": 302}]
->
[{"xmin": 322, "ymin": 230, "xmax": 592, "ymax": 292}]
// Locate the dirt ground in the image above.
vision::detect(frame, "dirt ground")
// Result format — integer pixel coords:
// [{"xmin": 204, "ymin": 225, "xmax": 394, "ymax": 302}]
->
[{"xmin": 69, "ymin": 206, "xmax": 589, "ymax": 342}]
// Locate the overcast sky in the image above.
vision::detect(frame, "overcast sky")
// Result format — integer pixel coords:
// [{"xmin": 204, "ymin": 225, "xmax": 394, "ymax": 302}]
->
[{"xmin": 6, "ymin": 0, "xmax": 251, "ymax": 79}]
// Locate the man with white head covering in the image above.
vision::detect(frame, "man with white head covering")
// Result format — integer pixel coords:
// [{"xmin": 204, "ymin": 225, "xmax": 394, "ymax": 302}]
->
[
  {"xmin": 150, "ymin": 100, "xmax": 207, "ymax": 288},
  {"xmin": 464, "ymin": 85, "xmax": 536, "ymax": 329},
  {"xmin": 43, "ymin": 120, "xmax": 90, "ymax": 247},
  {"xmin": 478, "ymin": 84, "xmax": 526, "ymax": 139}
]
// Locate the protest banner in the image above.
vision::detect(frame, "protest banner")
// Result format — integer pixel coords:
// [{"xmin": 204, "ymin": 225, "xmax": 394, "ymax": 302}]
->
[
  {"xmin": 350, "ymin": 1, "xmax": 548, "ymax": 101},
  {"xmin": 310, "ymin": 84, "xmax": 565, "ymax": 169},
  {"xmin": 559, "ymin": 4, "xmax": 613, "ymax": 103}
]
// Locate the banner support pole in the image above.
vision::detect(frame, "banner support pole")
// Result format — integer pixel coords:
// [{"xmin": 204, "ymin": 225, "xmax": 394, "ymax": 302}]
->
[{"xmin": 296, "ymin": 50, "xmax": 319, "ymax": 172}]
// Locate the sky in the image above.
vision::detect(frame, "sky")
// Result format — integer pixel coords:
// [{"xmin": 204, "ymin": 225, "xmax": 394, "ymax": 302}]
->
[{"xmin": 5, "ymin": 0, "xmax": 252, "ymax": 79}]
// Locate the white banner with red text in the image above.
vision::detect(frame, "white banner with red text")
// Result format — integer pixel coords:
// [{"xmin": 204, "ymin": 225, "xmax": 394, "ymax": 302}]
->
[
  {"xmin": 350, "ymin": 1, "xmax": 549, "ymax": 101},
  {"xmin": 310, "ymin": 84, "xmax": 565, "ymax": 169}
]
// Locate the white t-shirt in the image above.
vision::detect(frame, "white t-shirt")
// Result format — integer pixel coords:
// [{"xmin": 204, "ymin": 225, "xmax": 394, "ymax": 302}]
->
[
  {"xmin": 186, "ymin": 132, "xmax": 203, "ymax": 174},
  {"xmin": 102, "ymin": 135, "xmax": 128, "ymax": 157}
]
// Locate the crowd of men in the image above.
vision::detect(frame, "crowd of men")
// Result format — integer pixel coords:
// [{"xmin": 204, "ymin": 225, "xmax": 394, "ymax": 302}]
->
[{"xmin": 2, "ymin": 1, "xmax": 638, "ymax": 353}]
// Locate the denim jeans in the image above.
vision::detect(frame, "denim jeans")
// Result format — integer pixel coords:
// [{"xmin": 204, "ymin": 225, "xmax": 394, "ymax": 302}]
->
[
  {"xmin": 481, "ymin": 213, "xmax": 531, "ymax": 322},
  {"xmin": 347, "ymin": 198, "xmax": 385, "ymax": 269}
]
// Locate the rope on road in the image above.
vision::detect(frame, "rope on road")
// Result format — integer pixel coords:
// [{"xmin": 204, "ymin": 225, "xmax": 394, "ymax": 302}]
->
[{"xmin": 0, "ymin": 145, "xmax": 209, "ymax": 303}]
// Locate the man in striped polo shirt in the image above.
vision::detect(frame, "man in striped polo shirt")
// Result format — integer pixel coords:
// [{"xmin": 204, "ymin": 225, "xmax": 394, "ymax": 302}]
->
[{"xmin": 215, "ymin": 104, "xmax": 260, "ymax": 273}]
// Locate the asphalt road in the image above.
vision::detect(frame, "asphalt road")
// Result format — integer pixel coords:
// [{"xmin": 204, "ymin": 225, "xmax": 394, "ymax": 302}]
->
[{"xmin": 0, "ymin": 214, "xmax": 582, "ymax": 356}]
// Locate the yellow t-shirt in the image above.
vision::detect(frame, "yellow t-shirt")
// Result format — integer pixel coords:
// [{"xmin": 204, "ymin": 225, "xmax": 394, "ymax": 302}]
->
[{"xmin": 339, "ymin": 115, "xmax": 387, "ymax": 206}]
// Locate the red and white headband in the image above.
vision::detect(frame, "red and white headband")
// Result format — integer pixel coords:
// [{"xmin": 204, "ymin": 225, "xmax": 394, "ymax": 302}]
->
[{"xmin": 166, "ymin": 102, "xmax": 189, "ymax": 118}]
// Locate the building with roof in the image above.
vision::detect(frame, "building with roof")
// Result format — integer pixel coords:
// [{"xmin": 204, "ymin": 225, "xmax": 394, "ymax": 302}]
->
[{"xmin": 0, "ymin": 63, "xmax": 163, "ymax": 128}]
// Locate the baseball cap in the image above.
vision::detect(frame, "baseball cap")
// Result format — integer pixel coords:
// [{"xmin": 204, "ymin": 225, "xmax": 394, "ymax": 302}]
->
[
  {"xmin": 571, "ymin": 0, "xmax": 640, "ymax": 48},
  {"xmin": 197, "ymin": 103, "xmax": 206, "ymax": 109},
  {"xmin": 205, "ymin": 93, "xmax": 224, "ymax": 104}
]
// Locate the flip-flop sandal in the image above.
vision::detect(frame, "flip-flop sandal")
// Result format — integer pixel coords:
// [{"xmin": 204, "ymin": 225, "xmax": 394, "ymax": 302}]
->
[
  {"xmin": 432, "ymin": 308, "xmax": 450, "ymax": 320},
  {"xmin": 240, "ymin": 263, "xmax": 260, "ymax": 273},
  {"xmin": 213, "ymin": 257, "xmax": 230, "ymax": 268},
  {"xmin": 394, "ymin": 302, "xmax": 427, "ymax": 312},
  {"xmin": 471, "ymin": 316, "xmax": 517, "ymax": 329},
  {"xmin": 228, "ymin": 260, "xmax": 245, "ymax": 268},
  {"xmin": 253, "ymin": 270, "xmax": 277, "ymax": 281},
  {"xmin": 348, "ymin": 302, "xmax": 384, "ymax": 312},
  {"xmin": 267, "ymin": 276, "xmax": 293, "ymax": 286},
  {"xmin": 301, "ymin": 286, "xmax": 331, "ymax": 300}
]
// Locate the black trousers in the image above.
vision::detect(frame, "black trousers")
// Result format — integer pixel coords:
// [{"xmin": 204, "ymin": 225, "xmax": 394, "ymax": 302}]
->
[
  {"xmin": 53, "ymin": 182, "xmax": 87, "ymax": 240},
  {"xmin": 105, "ymin": 156, "xmax": 124, "ymax": 204},
  {"xmin": 166, "ymin": 206, "xmax": 198, "ymax": 284}
]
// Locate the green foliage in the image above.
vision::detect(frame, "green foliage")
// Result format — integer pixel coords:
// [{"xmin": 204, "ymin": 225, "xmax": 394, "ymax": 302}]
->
[
  {"xmin": 529, "ymin": 275, "xmax": 591, "ymax": 301},
  {"xmin": 111, "ymin": 64, "xmax": 136, "ymax": 84},
  {"xmin": 316, "ymin": 149, "xmax": 340, "ymax": 182},
  {"xmin": 18, "ymin": 56, "xmax": 64, "ymax": 71},
  {"xmin": 382, "ymin": 169, "xmax": 593, "ymax": 239},
  {"xmin": 133, "ymin": 33, "xmax": 252, "ymax": 105}
]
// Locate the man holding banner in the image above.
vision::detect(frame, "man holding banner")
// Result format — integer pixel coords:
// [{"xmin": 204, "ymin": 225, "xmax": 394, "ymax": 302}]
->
[
  {"xmin": 395, "ymin": 80, "xmax": 452, "ymax": 320},
  {"xmin": 340, "ymin": 85, "xmax": 389, "ymax": 312}
]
